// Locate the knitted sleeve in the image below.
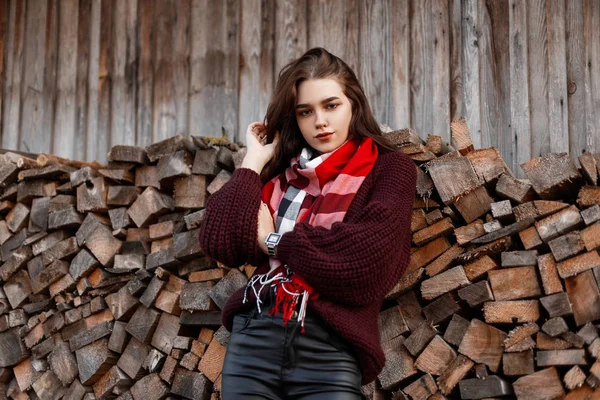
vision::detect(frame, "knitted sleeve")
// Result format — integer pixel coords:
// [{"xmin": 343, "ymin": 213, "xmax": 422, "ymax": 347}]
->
[
  {"xmin": 275, "ymin": 153, "xmax": 417, "ymax": 306},
  {"xmin": 198, "ymin": 168, "xmax": 268, "ymax": 268}
]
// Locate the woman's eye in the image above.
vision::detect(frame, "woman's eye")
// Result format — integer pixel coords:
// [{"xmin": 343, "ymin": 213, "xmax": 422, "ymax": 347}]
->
[{"xmin": 299, "ymin": 110, "xmax": 311, "ymax": 116}]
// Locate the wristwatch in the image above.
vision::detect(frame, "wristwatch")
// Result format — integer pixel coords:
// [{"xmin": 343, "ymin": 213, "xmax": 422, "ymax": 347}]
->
[{"xmin": 265, "ymin": 232, "xmax": 282, "ymax": 257}]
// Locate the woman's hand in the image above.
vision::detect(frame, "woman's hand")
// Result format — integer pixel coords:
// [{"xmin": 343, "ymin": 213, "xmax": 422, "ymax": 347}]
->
[
  {"xmin": 241, "ymin": 122, "xmax": 280, "ymax": 174},
  {"xmin": 257, "ymin": 201, "xmax": 275, "ymax": 254}
]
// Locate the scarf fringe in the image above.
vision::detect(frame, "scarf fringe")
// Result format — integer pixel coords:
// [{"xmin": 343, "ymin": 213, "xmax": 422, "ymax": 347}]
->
[{"xmin": 242, "ymin": 266, "xmax": 318, "ymax": 333}]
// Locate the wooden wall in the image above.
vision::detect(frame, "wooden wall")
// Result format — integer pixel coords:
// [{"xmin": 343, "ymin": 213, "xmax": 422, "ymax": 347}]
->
[{"xmin": 1, "ymin": 0, "xmax": 599, "ymax": 176}]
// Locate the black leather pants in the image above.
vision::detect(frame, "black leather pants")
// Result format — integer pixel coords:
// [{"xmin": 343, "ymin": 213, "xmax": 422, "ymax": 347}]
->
[{"xmin": 221, "ymin": 294, "xmax": 363, "ymax": 399}]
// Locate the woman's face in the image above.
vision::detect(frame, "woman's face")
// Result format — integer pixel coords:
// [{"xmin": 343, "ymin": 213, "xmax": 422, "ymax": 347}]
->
[{"xmin": 295, "ymin": 78, "xmax": 352, "ymax": 154}]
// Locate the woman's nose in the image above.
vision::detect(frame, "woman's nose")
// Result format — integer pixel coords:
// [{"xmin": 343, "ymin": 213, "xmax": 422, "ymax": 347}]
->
[{"xmin": 315, "ymin": 111, "xmax": 327, "ymax": 128}]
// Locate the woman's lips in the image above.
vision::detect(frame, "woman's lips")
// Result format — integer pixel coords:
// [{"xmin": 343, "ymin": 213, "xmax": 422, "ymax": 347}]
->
[{"xmin": 316, "ymin": 132, "xmax": 333, "ymax": 140}]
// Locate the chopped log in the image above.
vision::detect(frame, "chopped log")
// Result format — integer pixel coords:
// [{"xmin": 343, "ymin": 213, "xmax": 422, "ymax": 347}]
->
[
  {"xmin": 455, "ymin": 236, "xmax": 512, "ymax": 264},
  {"xmin": 579, "ymin": 152, "xmax": 598, "ymax": 185},
  {"xmin": 483, "ymin": 219, "xmax": 502, "ymax": 233},
  {"xmin": 450, "ymin": 118, "xmax": 474, "ymax": 155},
  {"xmin": 174, "ymin": 175, "xmax": 207, "ymax": 210},
  {"xmin": 170, "ymin": 368, "xmax": 212, "ymax": 399},
  {"xmin": 206, "ymin": 169, "xmax": 232, "ymax": 195},
  {"xmin": 542, "ymin": 317, "xmax": 569, "ymax": 337},
  {"xmin": 578, "ymin": 186, "xmax": 600, "ymax": 207},
  {"xmin": 192, "ymin": 148, "xmax": 220, "ymax": 176},
  {"xmin": 512, "ymin": 367, "xmax": 565, "ymax": 400},
  {"xmin": 92, "ymin": 365, "xmax": 132, "ymax": 400},
  {"xmin": 488, "ymin": 266, "xmax": 541, "ymax": 300},
  {"xmin": 503, "ymin": 350, "xmax": 535, "ymax": 376},
  {"xmin": 108, "ymin": 145, "xmax": 149, "ymax": 164},
  {"xmin": 414, "ymin": 335, "xmax": 456, "ymax": 376},
  {"xmin": 18, "ymin": 163, "xmax": 75, "ymax": 181},
  {"xmin": 457, "ymin": 281, "xmax": 494, "ymax": 307},
  {"xmin": 402, "ymin": 373, "xmax": 437, "ymax": 399},
  {"xmin": 535, "ymin": 204, "xmax": 583, "ymax": 242},
  {"xmin": 458, "ymin": 319, "xmax": 506, "ymax": 372},
  {"xmin": 454, "ymin": 219, "xmax": 485, "ymax": 245},
  {"xmin": 107, "ymin": 186, "xmax": 142, "ymax": 206},
  {"xmin": 496, "ymin": 173, "xmax": 537, "ymax": 204},
  {"xmin": 581, "ymin": 205, "xmax": 600, "ymax": 225},
  {"xmin": 0, "ymin": 246, "xmax": 33, "ymax": 282},
  {"xmin": 411, "ymin": 209, "xmax": 427, "ymax": 232},
  {"xmin": 126, "ymin": 305, "xmax": 161, "ymax": 343},
  {"xmin": 75, "ymin": 338, "xmax": 118, "ymax": 385},
  {"xmin": 378, "ymin": 306, "xmax": 409, "ymax": 343},
  {"xmin": 105, "ymin": 286, "xmax": 139, "ymax": 321},
  {"xmin": 412, "ymin": 217, "xmax": 454, "ymax": 246},
  {"xmin": 565, "ymin": 270, "xmax": 600, "ymax": 326},
  {"xmin": 426, "ymin": 157, "xmax": 481, "ymax": 205},
  {"xmin": 403, "ymin": 321, "xmax": 437, "ymax": 356},
  {"xmin": 556, "ymin": 251, "xmax": 600, "ymax": 278},
  {"xmin": 537, "ymin": 254, "xmax": 563, "ymax": 295},
  {"xmin": 536, "ymin": 350, "xmax": 587, "ymax": 366},
  {"xmin": 77, "ymin": 176, "xmax": 108, "ymax": 213},
  {"xmin": 564, "ymin": 365, "xmax": 587, "ymax": 390},
  {"xmin": 453, "ymin": 185, "xmax": 494, "ymax": 223},
  {"xmin": 208, "ymin": 269, "xmax": 247, "ymax": 310},
  {"xmin": 483, "ymin": 300, "xmax": 541, "ymax": 324},
  {"xmin": 128, "ymin": 187, "xmax": 175, "ymax": 228},
  {"xmin": 109, "ymin": 207, "xmax": 132, "ymax": 231},
  {"xmin": 83, "ymin": 226, "xmax": 122, "ymax": 267},
  {"xmin": 31, "ymin": 259, "xmax": 70, "ymax": 294},
  {"xmin": 436, "ymin": 354, "xmax": 474, "ymax": 395},
  {"xmin": 129, "ymin": 373, "xmax": 169, "ymax": 400},
  {"xmin": 424, "ymin": 244, "xmax": 464, "ymax": 277},
  {"xmin": 422, "ymin": 293, "xmax": 460, "ymax": 325},
  {"xmin": 420, "ymin": 266, "xmax": 469, "ymax": 300},
  {"xmin": 6, "ymin": 203, "xmax": 29, "ymax": 233},
  {"xmin": 118, "ymin": 337, "xmax": 150, "ymax": 379},
  {"xmin": 458, "ymin": 375, "xmax": 513, "ymax": 399},
  {"xmin": 581, "ymin": 222, "xmax": 600, "ymax": 252},
  {"xmin": 32, "ymin": 370, "xmax": 66, "ymax": 399},
  {"xmin": 145, "ymin": 135, "xmax": 193, "ymax": 163},
  {"xmin": 467, "ymin": 148, "xmax": 514, "ymax": 189},
  {"xmin": 501, "ymin": 250, "xmax": 538, "ymax": 267},
  {"xmin": 395, "ymin": 291, "xmax": 426, "ymax": 331},
  {"xmin": 513, "ymin": 200, "xmax": 570, "ymax": 222},
  {"xmin": 69, "ymin": 321, "xmax": 114, "ymax": 352},
  {"xmin": 135, "ymin": 165, "xmax": 160, "ymax": 189},
  {"xmin": 156, "ymin": 150, "xmax": 193, "ymax": 188},
  {"xmin": 48, "ymin": 341, "xmax": 78, "ymax": 386},
  {"xmin": 548, "ymin": 231, "xmax": 585, "ymax": 263},
  {"xmin": 407, "ymin": 237, "xmax": 451, "ymax": 273},
  {"xmin": 377, "ymin": 336, "xmax": 417, "ymax": 391},
  {"xmin": 521, "ymin": 152, "xmax": 583, "ymax": 200},
  {"xmin": 463, "ymin": 255, "xmax": 498, "ymax": 281},
  {"xmin": 0, "ymin": 328, "xmax": 30, "ymax": 367},
  {"xmin": 540, "ymin": 292, "xmax": 573, "ymax": 318}
]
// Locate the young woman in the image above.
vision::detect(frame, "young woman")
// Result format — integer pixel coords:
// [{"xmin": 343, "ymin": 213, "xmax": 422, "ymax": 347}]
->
[{"xmin": 199, "ymin": 47, "xmax": 416, "ymax": 399}]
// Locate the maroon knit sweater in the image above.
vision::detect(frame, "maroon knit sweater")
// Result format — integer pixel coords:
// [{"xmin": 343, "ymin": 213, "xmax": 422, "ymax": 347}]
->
[{"xmin": 199, "ymin": 150, "xmax": 416, "ymax": 384}]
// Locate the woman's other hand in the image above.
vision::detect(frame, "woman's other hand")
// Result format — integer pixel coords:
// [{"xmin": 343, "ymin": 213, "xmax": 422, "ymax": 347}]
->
[
  {"xmin": 257, "ymin": 201, "xmax": 275, "ymax": 254},
  {"xmin": 241, "ymin": 122, "xmax": 280, "ymax": 174}
]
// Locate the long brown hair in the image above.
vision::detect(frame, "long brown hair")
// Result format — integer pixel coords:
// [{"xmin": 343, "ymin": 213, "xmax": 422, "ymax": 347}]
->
[{"xmin": 260, "ymin": 47, "xmax": 397, "ymax": 184}]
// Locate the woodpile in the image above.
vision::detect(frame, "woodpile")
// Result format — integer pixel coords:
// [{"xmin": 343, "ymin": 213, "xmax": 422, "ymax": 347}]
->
[
  {"xmin": 0, "ymin": 121, "xmax": 599, "ymax": 399},
  {"xmin": 368, "ymin": 120, "xmax": 600, "ymax": 399},
  {"xmin": 0, "ymin": 135, "xmax": 244, "ymax": 400}
]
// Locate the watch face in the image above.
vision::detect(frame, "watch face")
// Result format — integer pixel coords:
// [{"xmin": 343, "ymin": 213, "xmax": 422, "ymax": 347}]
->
[{"xmin": 266, "ymin": 233, "xmax": 281, "ymax": 244}]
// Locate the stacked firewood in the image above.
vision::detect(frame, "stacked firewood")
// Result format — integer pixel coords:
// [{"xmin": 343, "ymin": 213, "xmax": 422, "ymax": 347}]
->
[
  {"xmin": 368, "ymin": 120, "xmax": 600, "ymax": 399},
  {"xmin": 0, "ymin": 120, "xmax": 599, "ymax": 399},
  {"xmin": 0, "ymin": 135, "xmax": 246, "ymax": 400}
]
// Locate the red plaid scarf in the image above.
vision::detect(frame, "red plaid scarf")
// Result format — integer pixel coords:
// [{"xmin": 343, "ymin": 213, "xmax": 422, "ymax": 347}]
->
[{"xmin": 255, "ymin": 136, "xmax": 378, "ymax": 329}]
